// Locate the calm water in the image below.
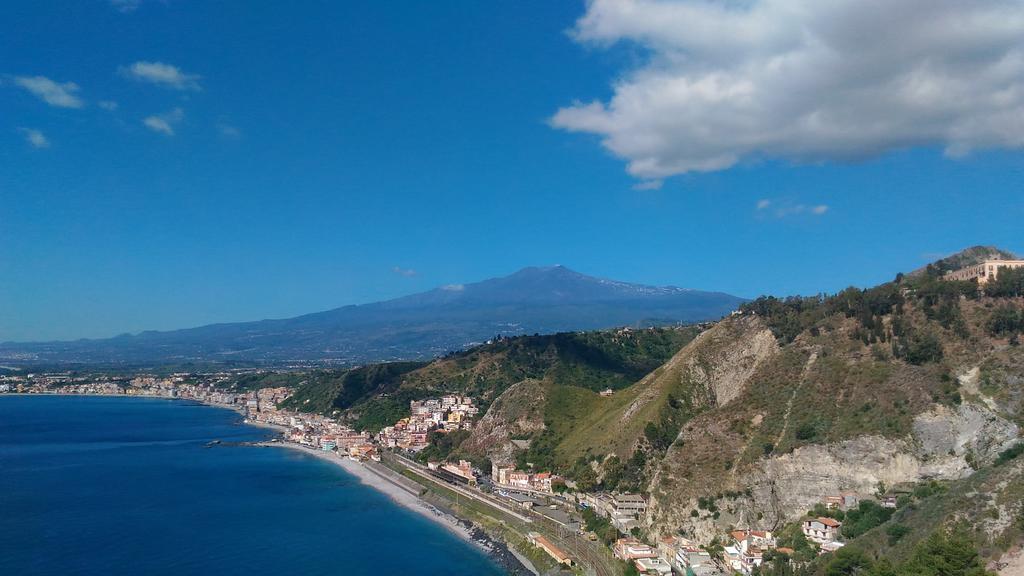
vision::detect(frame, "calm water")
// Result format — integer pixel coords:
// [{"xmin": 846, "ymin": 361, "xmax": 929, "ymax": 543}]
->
[{"xmin": 0, "ymin": 395, "xmax": 504, "ymax": 576}]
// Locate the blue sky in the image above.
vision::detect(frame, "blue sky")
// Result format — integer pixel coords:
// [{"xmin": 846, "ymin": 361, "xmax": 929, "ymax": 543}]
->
[{"xmin": 3, "ymin": 0, "xmax": 1024, "ymax": 342}]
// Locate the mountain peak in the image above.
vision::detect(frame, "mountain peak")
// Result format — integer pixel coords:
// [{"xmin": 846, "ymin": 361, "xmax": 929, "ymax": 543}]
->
[
  {"xmin": 911, "ymin": 245, "xmax": 1020, "ymax": 276},
  {"xmin": 0, "ymin": 265, "xmax": 745, "ymax": 364}
]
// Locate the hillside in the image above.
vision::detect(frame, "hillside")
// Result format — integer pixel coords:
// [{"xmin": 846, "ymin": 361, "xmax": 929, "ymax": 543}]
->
[
  {"xmin": 223, "ymin": 247, "xmax": 1024, "ymax": 570},
  {"xmin": 279, "ymin": 326, "xmax": 702, "ymax": 439},
  {"xmin": 377, "ymin": 246, "xmax": 1024, "ymax": 570},
  {"xmin": 537, "ymin": 246, "xmax": 1023, "ymax": 570},
  {"xmin": 0, "ymin": 265, "xmax": 743, "ymax": 366}
]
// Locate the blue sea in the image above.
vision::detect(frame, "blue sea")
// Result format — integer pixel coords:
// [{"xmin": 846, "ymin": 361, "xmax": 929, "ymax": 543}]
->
[{"xmin": 0, "ymin": 395, "xmax": 504, "ymax": 575}]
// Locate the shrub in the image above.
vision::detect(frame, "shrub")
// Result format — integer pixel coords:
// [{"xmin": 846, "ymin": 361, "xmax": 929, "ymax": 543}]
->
[
  {"xmin": 887, "ymin": 523, "xmax": 911, "ymax": 545},
  {"xmin": 894, "ymin": 331, "xmax": 944, "ymax": 365},
  {"xmin": 988, "ymin": 305, "xmax": 1024, "ymax": 336},
  {"xmin": 996, "ymin": 442, "xmax": 1024, "ymax": 466},
  {"xmin": 841, "ymin": 500, "xmax": 894, "ymax": 539}
]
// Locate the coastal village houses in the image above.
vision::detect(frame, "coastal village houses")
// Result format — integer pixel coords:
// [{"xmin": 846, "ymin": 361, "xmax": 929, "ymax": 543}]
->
[
  {"xmin": 577, "ymin": 491, "xmax": 648, "ymax": 532},
  {"xmin": 492, "ymin": 464, "xmax": 560, "ymax": 494},
  {"xmin": 802, "ymin": 517, "xmax": 843, "ymax": 545},
  {"xmin": 378, "ymin": 396, "xmax": 478, "ymax": 451},
  {"xmin": 613, "ymin": 538, "xmax": 658, "ymax": 561},
  {"xmin": 724, "ymin": 529, "xmax": 777, "ymax": 574}
]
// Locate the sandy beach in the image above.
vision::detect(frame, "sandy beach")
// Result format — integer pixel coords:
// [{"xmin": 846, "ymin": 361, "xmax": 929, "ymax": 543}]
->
[
  {"xmin": 259, "ymin": 442, "xmax": 474, "ymax": 539},
  {"xmin": 258, "ymin": 441, "xmax": 538, "ymax": 575}
]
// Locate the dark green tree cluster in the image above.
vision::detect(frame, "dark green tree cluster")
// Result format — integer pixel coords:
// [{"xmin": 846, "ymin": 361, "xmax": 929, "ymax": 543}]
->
[
  {"xmin": 756, "ymin": 530, "xmax": 990, "ymax": 576},
  {"xmin": 987, "ymin": 305, "xmax": 1024, "ymax": 337},
  {"xmin": 515, "ymin": 427, "xmax": 558, "ymax": 472},
  {"xmin": 826, "ymin": 531, "xmax": 989, "ymax": 576},
  {"xmin": 911, "ymin": 277, "xmax": 976, "ymax": 338},
  {"xmin": 581, "ymin": 507, "xmax": 620, "ymax": 545},
  {"xmin": 984, "ymin": 267, "xmax": 1024, "ymax": 298},
  {"xmin": 841, "ymin": 500, "xmax": 895, "ymax": 539},
  {"xmin": 774, "ymin": 524, "xmax": 817, "ymax": 562},
  {"xmin": 995, "ymin": 441, "xmax": 1024, "ymax": 466},
  {"xmin": 741, "ymin": 283, "xmax": 905, "ymax": 346},
  {"xmin": 351, "ymin": 389, "xmax": 431, "ymax": 433},
  {"xmin": 416, "ymin": 429, "xmax": 471, "ymax": 463},
  {"xmin": 644, "ymin": 393, "xmax": 693, "ymax": 453},
  {"xmin": 891, "ymin": 330, "xmax": 944, "ymax": 365},
  {"xmin": 599, "ymin": 454, "xmax": 645, "ymax": 493},
  {"xmin": 740, "ymin": 295, "xmax": 832, "ymax": 344}
]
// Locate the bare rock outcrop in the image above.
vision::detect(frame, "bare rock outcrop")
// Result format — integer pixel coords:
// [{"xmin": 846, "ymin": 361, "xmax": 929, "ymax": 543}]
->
[
  {"xmin": 914, "ymin": 402, "xmax": 1020, "ymax": 467},
  {"xmin": 461, "ymin": 379, "xmax": 547, "ymax": 465},
  {"xmin": 649, "ymin": 400, "xmax": 1019, "ymax": 542}
]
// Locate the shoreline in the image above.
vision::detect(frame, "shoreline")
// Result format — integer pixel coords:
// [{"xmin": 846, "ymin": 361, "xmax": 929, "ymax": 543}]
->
[
  {"xmin": 4, "ymin": 393, "xmax": 537, "ymax": 575},
  {"xmin": 258, "ymin": 441, "xmax": 537, "ymax": 576}
]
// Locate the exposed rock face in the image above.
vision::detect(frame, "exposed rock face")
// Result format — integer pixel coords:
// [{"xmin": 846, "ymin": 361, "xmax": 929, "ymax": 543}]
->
[
  {"xmin": 623, "ymin": 316, "xmax": 778, "ymax": 425},
  {"xmin": 914, "ymin": 402, "xmax": 1020, "ymax": 467},
  {"xmin": 461, "ymin": 379, "xmax": 547, "ymax": 465},
  {"xmin": 688, "ymin": 316, "xmax": 780, "ymax": 407},
  {"xmin": 648, "ymin": 401, "xmax": 1019, "ymax": 542}
]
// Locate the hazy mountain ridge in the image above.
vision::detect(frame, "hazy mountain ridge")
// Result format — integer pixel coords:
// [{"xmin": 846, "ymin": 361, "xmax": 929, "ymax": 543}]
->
[{"xmin": 0, "ymin": 266, "xmax": 743, "ymax": 366}]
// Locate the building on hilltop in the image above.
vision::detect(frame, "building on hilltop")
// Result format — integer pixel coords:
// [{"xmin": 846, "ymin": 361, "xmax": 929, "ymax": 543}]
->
[{"xmin": 943, "ymin": 259, "xmax": 1024, "ymax": 284}]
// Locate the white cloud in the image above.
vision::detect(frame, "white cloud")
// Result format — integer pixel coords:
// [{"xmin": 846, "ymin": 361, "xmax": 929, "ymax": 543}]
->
[
  {"xmin": 142, "ymin": 107, "xmax": 184, "ymax": 136},
  {"xmin": 392, "ymin": 266, "xmax": 418, "ymax": 277},
  {"xmin": 18, "ymin": 128, "xmax": 50, "ymax": 148},
  {"xmin": 553, "ymin": 0, "xmax": 1024, "ymax": 179},
  {"xmin": 121, "ymin": 61, "xmax": 201, "ymax": 91},
  {"xmin": 13, "ymin": 76, "xmax": 84, "ymax": 108},
  {"xmin": 441, "ymin": 284, "xmax": 465, "ymax": 292},
  {"xmin": 756, "ymin": 198, "xmax": 829, "ymax": 218},
  {"xmin": 98, "ymin": 100, "xmax": 119, "ymax": 111}
]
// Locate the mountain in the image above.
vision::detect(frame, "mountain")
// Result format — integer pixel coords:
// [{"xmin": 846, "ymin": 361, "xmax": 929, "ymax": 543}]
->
[
  {"xmin": 908, "ymin": 245, "xmax": 1019, "ymax": 277},
  {"xmin": 277, "ymin": 247, "xmax": 1024, "ymax": 570},
  {"xmin": 0, "ymin": 265, "xmax": 744, "ymax": 366}
]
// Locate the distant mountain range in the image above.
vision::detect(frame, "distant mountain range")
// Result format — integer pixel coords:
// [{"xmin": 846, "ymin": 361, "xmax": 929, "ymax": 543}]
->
[{"xmin": 0, "ymin": 265, "xmax": 745, "ymax": 366}]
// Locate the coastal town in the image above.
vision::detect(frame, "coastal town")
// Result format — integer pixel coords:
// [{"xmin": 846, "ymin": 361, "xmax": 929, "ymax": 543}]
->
[{"xmin": 0, "ymin": 370, "xmax": 888, "ymax": 576}]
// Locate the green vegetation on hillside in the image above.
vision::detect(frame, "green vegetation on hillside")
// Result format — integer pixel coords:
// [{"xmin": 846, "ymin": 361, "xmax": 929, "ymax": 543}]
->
[
  {"xmin": 283, "ymin": 326, "xmax": 699, "ymax": 434},
  {"xmin": 277, "ymin": 361, "xmax": 426, "ymax": 416},
  {"xmin": 754, "ymin": 530, "xmax": 990, "ymax": 576},
  {"xmin": 984, "ymin": 267, "xmax": 1024, "ymax": 298},
  {"xmin": 227, "ymin": 371, "xmax": 308, "ymax": 391}
]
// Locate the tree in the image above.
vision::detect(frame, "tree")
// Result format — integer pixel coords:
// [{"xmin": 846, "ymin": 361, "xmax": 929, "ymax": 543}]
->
[
  {"xmin": 900, "ymin": 531, "xmax": 988, "ymax": 576},
  {"xmin": 987, "ymin": 305, "xmax": 1023, "ymax": 336},
  {"xmin": 886, "ymin": 523, "xmax": 911, "ymax": 545},
  {"xmin": 894, "ymin": 331, "xmax": 943, "ymax": 365},
  {"xmin": 984, "ymin": 267, "xmax": 1024, "ymax": 298},
  {"xmin": 825, "ymin": 547, "xmax": 872, "ymax": 576}
]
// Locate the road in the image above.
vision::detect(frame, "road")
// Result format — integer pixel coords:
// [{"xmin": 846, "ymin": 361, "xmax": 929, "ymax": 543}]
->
[
  {"xmin": 386, "ymin": 453, "xmax": 621, "ymax": 576},
  {"xmin": 388, "ymin": 454, "xmax": 534, "ymax": 523}
]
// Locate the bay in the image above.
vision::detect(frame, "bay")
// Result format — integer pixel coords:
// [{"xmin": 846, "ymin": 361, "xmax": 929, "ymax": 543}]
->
[{"xmin": 0, "ymin": 395, "xmax": 505, "ymax": 576}]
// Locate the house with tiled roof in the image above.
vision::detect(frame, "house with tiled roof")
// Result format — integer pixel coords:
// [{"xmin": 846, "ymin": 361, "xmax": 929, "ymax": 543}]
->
[{"xmin": 802, "ymin": 517, "xmax": 842, "ymax": 544}]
